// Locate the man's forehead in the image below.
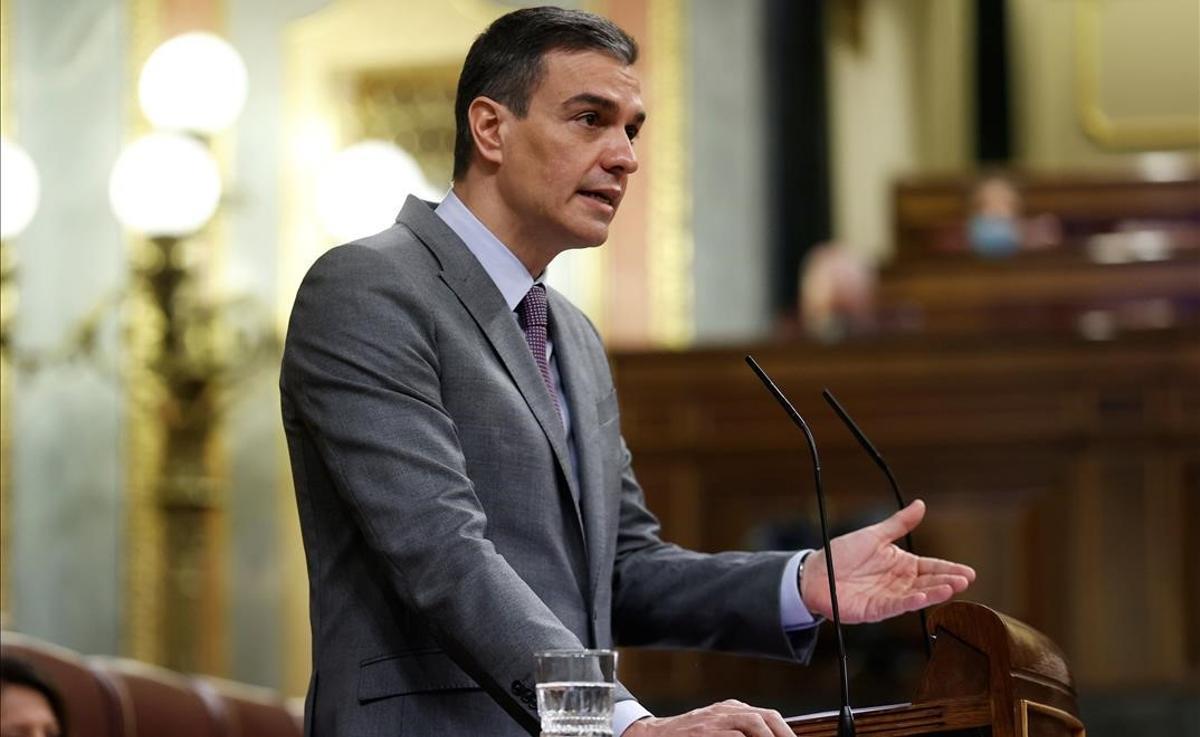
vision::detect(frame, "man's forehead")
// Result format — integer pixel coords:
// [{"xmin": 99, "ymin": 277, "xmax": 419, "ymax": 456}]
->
[{"xmin": 538, "ymin": 49, "xmax": 643, "ymax": 105}]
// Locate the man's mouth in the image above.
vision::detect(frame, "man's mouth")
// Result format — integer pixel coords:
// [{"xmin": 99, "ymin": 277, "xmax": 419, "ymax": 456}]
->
[{"xmin": 579, "ymin": 189, "xmax": 619, "ymax": 208}]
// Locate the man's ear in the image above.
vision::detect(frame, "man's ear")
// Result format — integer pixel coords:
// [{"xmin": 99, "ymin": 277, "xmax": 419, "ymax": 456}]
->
[{"xmin": 468, "ymin": 96, "xmax": 507, "ymax": 168}]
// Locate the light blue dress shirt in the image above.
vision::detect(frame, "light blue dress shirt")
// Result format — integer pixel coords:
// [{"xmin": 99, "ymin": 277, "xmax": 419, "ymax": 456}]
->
[{"xmin": 435, "ymin": 190, "xmax": 817, "ymax": 735}]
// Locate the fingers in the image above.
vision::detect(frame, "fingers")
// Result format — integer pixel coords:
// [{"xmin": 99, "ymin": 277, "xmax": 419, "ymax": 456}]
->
[
  {"xmin": 643, "ymin": 700, "xmax": 793, "ymax": 736},
  {"xmin": 878, "ymin": 585, "xmax": 953, "ymax": 620},
  {"xmin": 868, "ymin": 572, "xmax": 973, "ymax": 621},
  {"xmin": 916, "ymin": 556, "xmax": 976, "ymax": 582},
  {"xmin": 920, "ymin": 583, "xmax": 956, "ymax": 606},
  {"xmin": 897, "ymin": 590, "xmax": 934, "ymax": 613},
  {"xmin": 912, "ymin": 572, "xmax": 973, "ymax": 593},
  {"xmin": 902, "ymin": 579, "xmax": 963, "ymax": 609},
  {"xmin": 872, "ymin": 499, "xmax": 926, "ymax": 543},
  {"xmin": 897, "ymin": 572, "xmax": 971, "ymax": 614},
  {"xmin": 721, "ymin": 700, "xmax": 793, "ymax": 737}
]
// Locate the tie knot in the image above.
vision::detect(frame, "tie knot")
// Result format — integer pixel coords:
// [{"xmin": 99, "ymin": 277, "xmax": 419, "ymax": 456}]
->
[{"xmin": 517, "ymin": 284, "xmax": 549, "ymax": 331}]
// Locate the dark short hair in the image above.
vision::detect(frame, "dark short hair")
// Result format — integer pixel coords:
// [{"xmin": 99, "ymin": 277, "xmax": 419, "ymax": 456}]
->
[
  {"xmin": 0, "ymin": 655, "xmax": 68, "ymax": 735},
  {"xmin": 452, "ymin": 6, "xmax": 638, "ymax": 179}
]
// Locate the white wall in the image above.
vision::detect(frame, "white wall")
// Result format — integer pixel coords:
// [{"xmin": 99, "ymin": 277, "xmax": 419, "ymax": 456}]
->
[
  {"xmin": 8, "ymin": 0, "xmax": 128, "ymax": 655},
  {"xmin": 689, "ymin": 0, "xmax": 772, "ymax": 343},
  {"xmin": 826, "ymin": 0, "xmax": 923, "ymax": 263}
]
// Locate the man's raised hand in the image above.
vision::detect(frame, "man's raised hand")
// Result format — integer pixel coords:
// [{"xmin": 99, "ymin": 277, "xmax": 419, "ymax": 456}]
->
[{"xmin": 800, "ymin": 499, "xmax": 975, "ymax": 623}]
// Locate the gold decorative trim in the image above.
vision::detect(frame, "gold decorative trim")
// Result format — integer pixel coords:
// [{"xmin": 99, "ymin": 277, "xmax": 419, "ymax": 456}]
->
[
  {"xmin": 1075, "ymin": 0, "xmax": 1200, "ymax": 149},
  {"xmin": 646, "ymin": 0, "xmax": 693, "ymax": 347},
  {"xmin": 352, "ymin": 64, "xmax": 460, "ymax": 187},
  {"xmin": 123, "ymin": 0, "xmax": 164, "ymax": 666}
]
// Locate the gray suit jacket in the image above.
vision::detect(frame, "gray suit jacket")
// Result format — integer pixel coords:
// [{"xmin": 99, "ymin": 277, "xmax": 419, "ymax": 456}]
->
[{"xmin": 280, "ymin": 197, "xmax": 816, "ymax": 736}]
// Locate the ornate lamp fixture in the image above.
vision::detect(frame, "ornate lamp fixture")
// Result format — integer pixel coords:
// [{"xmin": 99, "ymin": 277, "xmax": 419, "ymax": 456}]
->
[
  {"xmin": 0, "ymin": 136, "xmax": 40, "ymax": 351},
  {"xmin": 109, "ymin": 132, "xmax": 222, "ymax": 236},
  {"xmin": 0, "ymin": 136, "xmax": 40, "ymax": 241},
  {"xmin": 316, "ymin": 138, "xmax": 440, "ymax": 242},
  {"xmin": 138, "ymin": 32, "xmax": 248, "ymax": 136},
  {"xmin": 109, "ymin": 31, "xmax": 272, "ymax": 674}
]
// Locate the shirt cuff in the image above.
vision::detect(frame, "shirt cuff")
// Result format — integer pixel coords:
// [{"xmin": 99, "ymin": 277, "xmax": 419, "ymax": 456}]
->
[
  {"xmin": 614, "ymin": 699, "xmax": 654, "ymax": 736},
  {"xmin": 780, "ymin": 549, "xmax": 818, "ymax": 630}
]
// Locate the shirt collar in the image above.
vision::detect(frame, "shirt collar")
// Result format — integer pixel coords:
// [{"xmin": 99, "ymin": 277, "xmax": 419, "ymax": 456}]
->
[{"xmin": 435, "ymin": 189, "xmax": 541, "ymax": 311}]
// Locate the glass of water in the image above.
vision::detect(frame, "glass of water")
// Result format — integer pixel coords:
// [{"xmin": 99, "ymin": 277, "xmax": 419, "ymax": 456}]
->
[{"xmin": 535, "ymin": 649, "xmax": 617, "ymax": 737}]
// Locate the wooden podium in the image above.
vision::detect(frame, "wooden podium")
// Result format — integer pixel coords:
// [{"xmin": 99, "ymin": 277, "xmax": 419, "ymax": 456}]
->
[{"xmin": 785, "ymin": 602, "xmax": 1086, "ymax": 737}]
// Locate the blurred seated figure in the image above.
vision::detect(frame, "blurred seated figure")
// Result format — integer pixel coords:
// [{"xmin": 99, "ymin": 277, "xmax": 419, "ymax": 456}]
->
[
  {"xmin": 0, "ymin": 657, "xmax": 66, "ymax": 737},
  {"xmin": 800, "ymin": 241, "xmax": 877, "ymax": 342},
  {"xmin": 965, "ymin": 174, "xmax": 1062, "ymax": 258}
]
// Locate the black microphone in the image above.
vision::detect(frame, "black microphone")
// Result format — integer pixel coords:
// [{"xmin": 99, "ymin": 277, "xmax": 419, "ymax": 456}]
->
[
  {"xmin": 745, "ymin": 356, "xmax": 855, "ymax": 737},
  {"xmin": 821, "ymin": 388, "xmax": 933, "ymax": 658}
]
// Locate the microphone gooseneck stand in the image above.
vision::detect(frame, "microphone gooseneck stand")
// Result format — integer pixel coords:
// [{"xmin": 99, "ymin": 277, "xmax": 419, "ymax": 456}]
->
[
  {"xmin": 745, "ymin": 356, "xmax": 855, "ymax": 737},
  {"xmin": 821, "ymin": 388, "xmax": 933, "ymax": 659}
]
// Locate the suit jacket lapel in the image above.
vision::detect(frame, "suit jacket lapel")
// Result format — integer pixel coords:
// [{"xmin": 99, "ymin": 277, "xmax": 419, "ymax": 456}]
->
[
  {"xmin": 395, "ymin": 198, "xmax": 585, "ymax": 518},
  {"xmin": 548, "ymin": 293, "xmax": 612, "ymax": 605}
]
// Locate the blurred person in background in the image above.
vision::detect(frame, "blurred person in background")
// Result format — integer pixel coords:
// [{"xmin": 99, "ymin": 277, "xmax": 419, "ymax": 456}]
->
[
  {"xmin": 0, "ymin": 657, "xmax": 66, "ymax": 737},
  {"xmin": 966, "ymin": 174, "xmax": 1061, "ymax": 258},
  {"xmin": 800, "ymin": 241, "xmax": 877, "ymax": 342}
]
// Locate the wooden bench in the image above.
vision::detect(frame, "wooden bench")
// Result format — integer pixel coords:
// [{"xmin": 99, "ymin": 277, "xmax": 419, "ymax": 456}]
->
[{"xmin": 1, "ymin": 632, "xmax": 301, "ymax": 737}]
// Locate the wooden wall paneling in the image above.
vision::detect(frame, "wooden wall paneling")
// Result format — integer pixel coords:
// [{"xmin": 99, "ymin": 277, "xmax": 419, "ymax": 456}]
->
[
  {"xmin": 1066, "ymin": 449, "xmax": 1109, "ymax": 687},
  {"xmin": 610, "ymin": 333, "xmax": 1199, "ymax": 710},
  {"xmin": 1184, "ymin": 457, "xmax": 1200, "ymax": 679},
  {"xmin": 1090, "ymin": 454, "xmax": 1151, "ymax": 686},
  {"xmin": 658, "ymin": 460, "xmax": 704, "ymax": 696},
  {"xmin": 619, "ymin": 458, "xmax": 705, "ymax": 701},
  {"xmin": 1144, "ymin": 452, "xmax": 1188, "ymax": 681}
]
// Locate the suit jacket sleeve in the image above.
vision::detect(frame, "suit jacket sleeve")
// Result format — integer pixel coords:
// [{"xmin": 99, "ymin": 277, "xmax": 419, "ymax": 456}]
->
[
  {"xmin": 281, "ymin": 244, "xmax": 593, "ymax": 733},
  {"xmin": 609, "ymin": 430, "xmax": 820, "ymax": 664}
]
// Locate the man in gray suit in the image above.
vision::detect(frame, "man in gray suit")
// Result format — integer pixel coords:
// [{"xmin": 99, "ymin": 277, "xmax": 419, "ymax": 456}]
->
[{"xmin": 281, "ymin": 7, "xmax": 974, "ymax": 736}]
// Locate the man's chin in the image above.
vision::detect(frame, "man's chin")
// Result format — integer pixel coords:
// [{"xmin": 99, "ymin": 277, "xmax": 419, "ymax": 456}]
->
[
  {"xmin": 579, "ymin": 235, "xmax": 610, "ymax": 249},
  {"xmin": 563, "ymin": 223, "xmax": 611, "ymax": 250}
]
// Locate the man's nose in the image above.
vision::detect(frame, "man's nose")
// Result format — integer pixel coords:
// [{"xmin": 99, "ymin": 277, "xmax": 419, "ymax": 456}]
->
[{"xmin": 602, "ymin": 132, "xmax": 638, "ymax": 175}]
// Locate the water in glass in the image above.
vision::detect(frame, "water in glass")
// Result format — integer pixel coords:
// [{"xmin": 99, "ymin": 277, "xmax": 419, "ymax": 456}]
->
[{"xmin": 537, "ymin": 681, "xmax": 614, "ymax": 736}]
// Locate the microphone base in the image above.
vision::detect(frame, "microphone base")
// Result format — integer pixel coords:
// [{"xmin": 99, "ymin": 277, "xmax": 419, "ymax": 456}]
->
[{"xmin": 838, "ymin": 705, "xmax": 856, "ymax": 737}]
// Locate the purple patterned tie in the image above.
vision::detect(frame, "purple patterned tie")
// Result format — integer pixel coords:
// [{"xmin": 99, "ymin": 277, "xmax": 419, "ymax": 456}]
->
[{"xmin": 516, "ymin": 284, "xmax": 562, "ymax": 418}]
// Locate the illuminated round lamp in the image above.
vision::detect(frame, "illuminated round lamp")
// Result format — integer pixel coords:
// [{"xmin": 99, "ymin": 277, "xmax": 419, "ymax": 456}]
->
[
  {"xmin": 0, "ymin": 137, "xmax": 41, "ymax": 240},
  {"xmin": 316, "ymin": 140, "xmax": 441, "ymax": 243},
  {"xmin": 109, "ymin": 132, "xmax": 222, "ymax": 238},
  {"xmin": 139, "ymin": 32, "xmax": 248, "ymax": 134}
]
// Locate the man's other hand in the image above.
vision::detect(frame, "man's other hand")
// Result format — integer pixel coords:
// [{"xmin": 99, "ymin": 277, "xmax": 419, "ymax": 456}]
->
[
  {"xmin": 624, "ymin": 699, "xmax": 793, "ymax": 736},
  {"xmin": 801, "ymin": 499, "xmax": 976, "ymax": 623}
]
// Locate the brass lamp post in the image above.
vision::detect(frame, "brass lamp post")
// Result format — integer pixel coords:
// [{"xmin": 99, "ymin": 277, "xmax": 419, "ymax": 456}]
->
[
  {"xmin": 132, "ymin": 233, "xmax": 228, "ymax": 674},
  {"xmin": 111, "ymin": 25, "xmax": 258, "ymax": 668},
  {"xmin": 126, "ymin": 231, "xmax": 276, "ymax": 674},
  {"xmin": 110, "ymin": 129, "xmax": 225, "ymax": 673}
]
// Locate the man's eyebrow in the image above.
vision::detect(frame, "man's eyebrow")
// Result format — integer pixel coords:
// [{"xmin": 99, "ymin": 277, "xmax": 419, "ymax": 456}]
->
[{"xmin": 563, "ymin": 93, "xmax": 647, "ymax": 125}]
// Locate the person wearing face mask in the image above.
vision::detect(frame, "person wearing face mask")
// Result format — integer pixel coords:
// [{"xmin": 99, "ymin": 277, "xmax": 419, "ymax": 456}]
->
[{"xmin": 966, "ymin": 175, "xmax": 1062, "ymax": 258}]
